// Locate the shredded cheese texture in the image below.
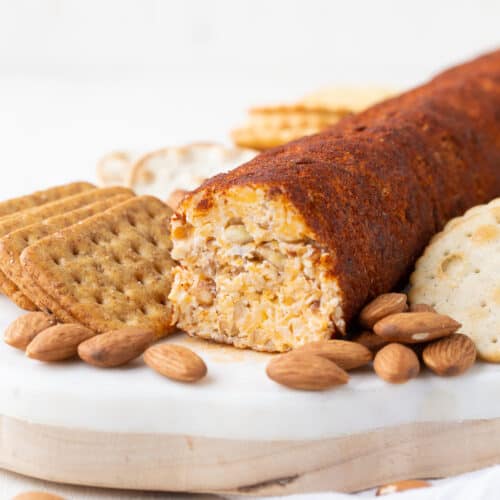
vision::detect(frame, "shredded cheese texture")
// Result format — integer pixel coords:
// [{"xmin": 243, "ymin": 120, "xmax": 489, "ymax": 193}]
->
[{"xmin": 169, "ymin": 186, "xmax": 344, "ymax": 352}]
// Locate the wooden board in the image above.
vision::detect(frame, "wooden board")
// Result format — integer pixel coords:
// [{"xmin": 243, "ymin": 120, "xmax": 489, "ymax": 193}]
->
[
  {"xmin": 2, "ymin": 416, "xmax": 500, "ymax": 495},
  {"xmin": 1, "ymin": 296, "xmax": 500, "ymax": 494}
]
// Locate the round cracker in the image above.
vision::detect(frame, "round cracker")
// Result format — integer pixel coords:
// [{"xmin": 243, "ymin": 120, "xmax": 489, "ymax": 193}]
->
[
  {"xmin": 299, "ymin": 85, "xmax": 396, "ymax": 112},
  {"xmin": 443, "ymin": 198, "xmax": 500, "ymax": 233},
  {"xmin": 409, "ymin": 199, "xmax": 500, "ymax": 362},
  {"xmin": 96, "ymin": 151, "xmax": 136, "ymax": 187},
  {"xmin": 127, "ymin": 143, "xmax": 257, "ymax": 199},
  {"xmin": 231, "ymin": 124, "xmax": 324, "ymax": 150}
]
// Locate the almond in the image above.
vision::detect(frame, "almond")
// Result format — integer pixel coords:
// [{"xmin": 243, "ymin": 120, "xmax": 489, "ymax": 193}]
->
[
  {"xmin": 373, "ymin": 312, "xmax": 460, "ymax": 343},
  {"xmin": 373, "ymin": 343, "xmax": 420, "ymax": 383},
  {"xmin": 295, "ymin": 339, "xmax": 372, "ymax": 370},
  {"xmin": 352, "ymin": 331, "xmax": 390, "ymax": 353},
  {"xmin": 376, "ymin": 479, "xmax": 431, "ymax": 495},
  {"xmin": 409, "ymin": 303, "xmax": 436, "ymax": 313},
  {"xmin": 4, "ymin": 312, "xmax": 56, "ymax": 350},
  {"xmin": 225, "ymin": 224, "xmax": 253, "ymax": 244},
  {"xmin": 193, "ymin": 279, "xmax": 215, "ymax": 306},
  {"xmin": 26, "ymin": 324, "xmax": 95, "ymax": 362},
  {"xmin": 144, "ymin": 344, "xmax": 207, "ymax": 382},
  {"xmin": 13, "ymin": 492, "xmax": 65, "ymax": 500},
  {"xmin": 358, "ymin": 293, "xmax": 408, "ymax": 328},
  {"xmin": 266, "ymin": 352, "xmax": 349, "ymax": 390},
  {"xmin": 423, "ymin": 333, "xmax": 476, "ymax": 376},
  {"xmin": 78, "ymin": 327, "xmax": 155, "ymax": 367}
]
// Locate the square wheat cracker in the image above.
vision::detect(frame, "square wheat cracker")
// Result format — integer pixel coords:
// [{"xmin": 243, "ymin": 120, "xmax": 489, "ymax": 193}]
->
[
  {"xmin": 0, "ymin": 186, "xmax": 133, "ymax": 307},
  {"xmin": 0, "ymin": 193, "xmax": 133, "ymax": 321},
  {"xmin": 21, "ymin": 196, "xmax": 175, "ymax": 336},
  {"xmin": 0, "ymin": 181, "xmax": 95, "ymax": 218}
]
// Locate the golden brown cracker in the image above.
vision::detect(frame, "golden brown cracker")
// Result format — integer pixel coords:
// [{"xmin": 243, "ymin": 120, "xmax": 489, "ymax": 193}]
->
[
  {"xmin": 0, "ymin": 193, "xmax": 133, "ymax": 320},
  {"xmin": 231, "ymin": 105, "xmax": 349, "ymax": 150},
  {"xmin": 299, "ymin": 86, "xmax": 396, "ymax": 112},
  {"xmin": 0, "ymin": 186, "xmax": 134, "ymax": 303},
  {"xmin": 21, "ymin": 196, "xmax": 175, "ymax": 336},
  {"xmin": 0, "ymin": 186, "xmax": 133, "ymax": 237},
  {"xmin": 0, "ymin": 182, "xmax": 95, "ymax": 218},
  {"xmin": 231, "ymin": 88, "xmax": 396, "ymax": 151},
  {"xmin": 231, "ymin": 124, "xmax": 324, "ymax": 150},
  {"xmin": 1, "ymin": 275, "xmax": 38, "ymax": 311},
  {"xmin": 248, "ymin": 104, "xmax": 350, "ymax": 127}
]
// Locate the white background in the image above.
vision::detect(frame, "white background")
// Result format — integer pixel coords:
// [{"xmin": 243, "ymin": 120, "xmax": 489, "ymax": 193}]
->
[{"xmin": 0, "ymin": 1, "xmax": 499, "ymax": 498}]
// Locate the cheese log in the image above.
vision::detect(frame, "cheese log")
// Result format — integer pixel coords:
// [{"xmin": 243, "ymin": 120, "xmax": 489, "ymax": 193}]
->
[{"xmin": 169, "ymin": 50, "xmax": 500, "ymax": 352}]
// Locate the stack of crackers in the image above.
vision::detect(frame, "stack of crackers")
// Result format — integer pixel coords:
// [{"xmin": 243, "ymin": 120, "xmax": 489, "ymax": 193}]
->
[
  {"xmin": 231, "ymin": 86, "xmax": 395, "ymax": 150},
  {"xmin": 0, "ymin": 182, "xmax": 176, "ymax": 338}
]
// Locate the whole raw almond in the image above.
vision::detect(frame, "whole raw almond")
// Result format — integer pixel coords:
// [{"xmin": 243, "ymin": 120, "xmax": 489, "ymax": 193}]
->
[
  {"xmin": 266, "ymin": 352, "xmax": 349, "ymax": 390},
  {"xmin": 144, "ymin": 344, "xmax": 207, "ymax": 382},
  {"xmin": 13, "ymin": 492, "xmax": 65, "ymax": 500},
  {"xmin": 78, "ymin": 327, "xmax": 155, "ymax": 367},
  {"xmin": 353, "ymin": 331, "xmax": 390, "ymax": 353},
  {"xmin": 359, "ymin": 293, "xmax": 408, "ymax": 329},
  {"xmin": 376, "ymin": 479, "xmax": 431, "ymax": 495},
  {"xmin": 4, "ymin": 312, "xmax": 56, "ymax": 350},
  {"xmin": 295, "ymin": 339, "xmax": 372, "ymax": 370},
  {"xmin": 423, "ymin": 333, "xmax": 476, "ymax": 376},
  {"xmin": 26, "ymin": 324, "xmax": 95, "ymax": 362},
  {"xmin": 374, "ymin": 343, "xmax": 420, "ymax": 384},
  {"xmin": 409, "ymin": 303, "xmax": 436, "ymax": 313},
  {"xmin": 373, "ymin": 312, "xmax": 461, "ymax": 343}
]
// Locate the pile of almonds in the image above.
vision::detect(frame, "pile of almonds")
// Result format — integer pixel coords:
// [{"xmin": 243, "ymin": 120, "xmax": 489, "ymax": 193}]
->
[
  {"xmin": 2, "ymin": 291, "xmax": 476, "ymax": 392},
  {"xmin": 266, "ymin": 293, "xmax": 476, "ymax": 390},
  {"xmin": 0, "ymin": 295, "xmax": 472, "ymax": 498},
  {"xmin": 4, "ymin": 312, "xmax": 207, "ymax": 383},
  {"xmin": 267, "ymin": 339, "xmax": 369, "ymax": 390}
]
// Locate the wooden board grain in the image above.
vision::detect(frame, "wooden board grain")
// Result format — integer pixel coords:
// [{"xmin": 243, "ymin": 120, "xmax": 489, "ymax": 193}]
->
[{"xmin": 2, "ymin": 415, "xmax": 500, "ymax": 495}]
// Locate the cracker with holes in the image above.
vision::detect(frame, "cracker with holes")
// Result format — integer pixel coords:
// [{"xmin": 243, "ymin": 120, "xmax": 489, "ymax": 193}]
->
[
  {"xmin": 0, "ymin": 186, "xmax": 133, "ymax": 310},
  {"xmin": 0, "ymin": 181, "xmax": 95, "ymax": 218},
  {"xmin": 0, "ymin": 193, "xmax": 133, "ymax": 321},
  {"xmin": 443, "ymin": 198, "xmax": 500, "ymax": 234},
  {"xmin": 409, "ymin": 198, "xmax": 500, "ymax": 362},
  {"xmin": 21, "ymin": 196, "xmax": 175, "ymax": 336},
  {"xmin": 231, "ymin": 105, "xmax": 350, "ymax": 150}
]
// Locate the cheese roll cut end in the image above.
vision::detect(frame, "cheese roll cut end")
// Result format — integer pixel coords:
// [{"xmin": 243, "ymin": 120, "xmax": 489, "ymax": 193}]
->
[{"xmin": 169, "ymin": 185, "xmax": 344, "ymax": 352}]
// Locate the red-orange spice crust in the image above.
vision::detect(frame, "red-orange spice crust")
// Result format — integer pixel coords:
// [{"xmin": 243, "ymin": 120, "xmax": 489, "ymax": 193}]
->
[{"xmin": 188, "ymin": 50, "xmax": 500, "ymax": 328}]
